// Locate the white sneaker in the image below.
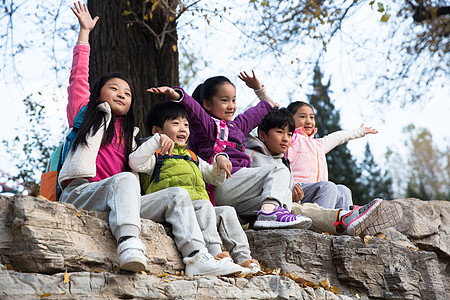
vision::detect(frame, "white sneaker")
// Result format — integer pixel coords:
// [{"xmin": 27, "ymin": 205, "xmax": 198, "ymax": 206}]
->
[
  {"xmin": 117, "ymin": 237, "xmax": 147, "ymax": 272},
  {"xmin": 183, "ymin": 249, "xmax": 242, "ymax": 276}
]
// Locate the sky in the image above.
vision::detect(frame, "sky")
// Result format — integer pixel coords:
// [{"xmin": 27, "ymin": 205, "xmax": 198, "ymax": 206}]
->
[{"xmin": 1, "ymin": 1, "xmax": 449, "ymax": 194}]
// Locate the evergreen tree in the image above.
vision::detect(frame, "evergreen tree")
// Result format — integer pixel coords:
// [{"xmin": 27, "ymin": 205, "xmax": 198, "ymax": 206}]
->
[
  {"xmin": 307, "ymin": 66, "xmax": 365, "ymax": 204},
  {"xmin": 360, "ymin": 142, "xmax": 393, "ymax": 202}
]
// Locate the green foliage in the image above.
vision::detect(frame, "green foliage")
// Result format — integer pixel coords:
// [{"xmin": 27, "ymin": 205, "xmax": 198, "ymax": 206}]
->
[
  {"xmin": 360, "ymin": 142, "xmax": 393, "ymax": 202},
  {"xmin": 402, "ymin": 125, "xmax": 449, "ymax": 200},
  {"xmin": 1, "ymin": 94, "xmax": 62, "ymax": 196}
]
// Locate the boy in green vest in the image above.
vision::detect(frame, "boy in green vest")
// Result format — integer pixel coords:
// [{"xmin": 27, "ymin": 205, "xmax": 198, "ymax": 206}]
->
[{"xmin": 129, "ymin": 102, "xmax": 260, "ymax": 275}]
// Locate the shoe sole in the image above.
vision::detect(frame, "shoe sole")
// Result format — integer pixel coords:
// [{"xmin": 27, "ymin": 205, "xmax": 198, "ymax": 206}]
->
[
  {"xmin": 253, "ymin": 218, "xmax": 312, "ymax": 229},
  {"xmin": 346, "ymin": 200, "xmax": 383, "ymax": 236},
  {"xmin": 120, "ymin": 258, "xmax": 147, "ymax": 272},
  {"xmin": 361, "ymin": 203, "xmax": 403, "ymax": 236},
  {"xmin": 187, "ymin": 267, "xmax": 243, "ymax": 277}
]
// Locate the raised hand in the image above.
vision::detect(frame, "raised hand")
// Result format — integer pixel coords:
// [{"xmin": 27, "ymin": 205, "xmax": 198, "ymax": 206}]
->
[
  {"xmin": 71, "ymin": 1, "xmax": 99, "ymax": 43},
  {"xmin": 147, "ymin": 86, "xmax": 181, "ymax": 100},
  {"xmin": 360, "ymin": 123, "xmax": 378, "ymax": 135},
  {"xmin": 238, "ymin": 70, "xmax": 262, "ymax": 90}
]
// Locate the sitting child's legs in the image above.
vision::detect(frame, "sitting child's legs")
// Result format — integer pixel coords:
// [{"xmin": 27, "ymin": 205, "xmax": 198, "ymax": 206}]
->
[
  {"xmin": 214, "ymin": 165, "xmax": 310, "ymax": 229},
  {"xmin": 192, "ymin": 199, "xmax": 223, "ymax": 257},
  {"xmin": 213, "ymin": 205, "xmax": 252, "ymax": 263},
  {"xmin": 140, "ymin": 187, "xmax": 241, "ymax": 276},
  {"xmin": 299, "ymin": 182, "xmax": 340, "ymax": 209},
  {"xmin": 214, "ymin": 165, "xmax": 291, "ymax": 214},
  {"xmin": 61, "ymin": 172, "xmax": 145, "ymax": 272},
  {"xmin": 336, "ymin": 184, "xmax": 353, "ymax": 210}
]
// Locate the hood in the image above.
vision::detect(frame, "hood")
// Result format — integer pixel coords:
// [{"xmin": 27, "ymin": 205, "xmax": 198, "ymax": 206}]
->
[{"xmin": 293, "ymin": 126, "xmax": 318, "ymax": 141}]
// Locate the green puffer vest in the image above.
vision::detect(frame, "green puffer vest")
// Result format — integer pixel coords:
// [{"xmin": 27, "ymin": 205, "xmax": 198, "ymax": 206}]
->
[{"xmin": 141, "ymin": 144, "xmax": 209, "ymax": 201}]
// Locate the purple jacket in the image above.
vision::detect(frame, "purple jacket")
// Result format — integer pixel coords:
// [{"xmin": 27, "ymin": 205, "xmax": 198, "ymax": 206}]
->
[{"xmin": 171, "ymin": 88, "xmax": 272, "ymax": 174}]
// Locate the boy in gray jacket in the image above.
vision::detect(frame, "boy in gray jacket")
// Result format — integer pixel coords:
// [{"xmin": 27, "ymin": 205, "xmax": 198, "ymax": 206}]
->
[{"xmin": 245, "ymin": 108, "xmax": 402, "ymax": 235}]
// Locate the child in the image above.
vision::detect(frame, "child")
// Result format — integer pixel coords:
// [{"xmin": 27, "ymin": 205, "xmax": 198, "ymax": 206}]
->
[
  {"xmin": 285, "ymin": 101, "xmax": 378, "ymax": 210},
  {"xmin": 129, "ymin": 102, "xmax": 260, "ymax": 274},
  {"xmin": 245, "ymin": 108, "xmax": 402, "ymax": 235},
  {"xmin": 60, "ymin": 2, "xmax": 241, "ymax": 277},
  {"xmin": 147, "ymin": 72, "xmax": 312, "ymax": 229}
]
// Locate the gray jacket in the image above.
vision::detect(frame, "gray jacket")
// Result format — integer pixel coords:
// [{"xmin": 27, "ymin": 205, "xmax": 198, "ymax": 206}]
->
[{"xmin": 245, "ymin": 134, "xmax": 295, "ymax": 190}]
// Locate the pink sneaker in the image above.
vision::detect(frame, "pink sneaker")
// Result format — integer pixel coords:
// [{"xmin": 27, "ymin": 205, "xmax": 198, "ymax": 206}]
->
[{"xmin": 335, "ymin": 198, "xmax": 383, "ymax": 236}]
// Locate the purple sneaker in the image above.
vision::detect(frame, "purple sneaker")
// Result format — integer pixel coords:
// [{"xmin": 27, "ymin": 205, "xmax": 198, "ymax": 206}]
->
[{"xmin": 254, "ymin": 206, "xmax": 312, "ymax": 229}]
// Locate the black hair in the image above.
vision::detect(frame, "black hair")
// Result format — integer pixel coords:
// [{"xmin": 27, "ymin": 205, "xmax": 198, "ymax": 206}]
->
[
  {"xmin": 286, "ymin": 101, "xmax": 314, "ymax": 115},
  {"xmin": 191, "ymin": 76, "xmax": 235, "ymax": 109},
  {"xmin": 258, "ymin": 107, "xmax": 296, "ymax": 135},
  {"xmin": 146, "ymin": 101, "xmax": 188, "ymax": 134},
  {"xmin": 72, "ymin": 72, "xmax": 136, "ymax": 170}
]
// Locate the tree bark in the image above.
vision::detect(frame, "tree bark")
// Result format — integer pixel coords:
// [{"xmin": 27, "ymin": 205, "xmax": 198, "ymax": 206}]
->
[{"xmin": 87, "ymin": 0, "xmax": 179, "ymax": 137}]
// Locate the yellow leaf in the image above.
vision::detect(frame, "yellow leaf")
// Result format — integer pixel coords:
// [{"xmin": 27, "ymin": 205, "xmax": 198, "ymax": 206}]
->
[
  {"xmin": 37, "ymin": 195, "xmax": 48, "ymax": 200},
  {"xmin": 172, "ymin": 45, "xmax": 177, "ymax": 52},
  {"xmin": 375, "ymin": 232, "xmax": 385, "ymax": 239},
  {"xmin": 141, "ymin": 271, "xmax": 147, "ymax": 275},
  {"xmin": 319, "ymin": 278, "xmax": 331, "ymax": 288},
  {"xmin": 39, "ymin": 293, "xmax": 52, "ymax": 298},
  {"xmin": 380, "ymin": 13, "xmax": 390, "ymax": 22},
  {"xmin": 76, "ymin": 211, "xmax": 81, "ymax": 217},
  {"xmin": 168, "ymin": 16, "xmax": 174, "ymax": 22},
  {"xmin": 158, "ymin": 273, "xmax": 169, "ymax": 278},
  {"xmin": 363, "ymin": 235, "xmax": 372, "ymax": 245},
  {"xmin": 64, "ymin": 269, "xmax": 70, "ymax": 284},
  {"xmin": 122, "ymin": 10, "xmax": 131, "ymax": 16}
]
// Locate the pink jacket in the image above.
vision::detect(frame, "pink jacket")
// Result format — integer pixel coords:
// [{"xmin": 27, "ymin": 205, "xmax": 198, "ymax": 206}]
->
[{"xmin": 286, "ymin": 126, "xmax": 366, "ymax": 183}]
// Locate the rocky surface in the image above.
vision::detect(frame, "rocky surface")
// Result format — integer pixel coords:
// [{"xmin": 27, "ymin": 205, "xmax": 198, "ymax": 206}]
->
[{"xmin": 0, "ymin": 195, "xmax": 449, "ymax": 299}]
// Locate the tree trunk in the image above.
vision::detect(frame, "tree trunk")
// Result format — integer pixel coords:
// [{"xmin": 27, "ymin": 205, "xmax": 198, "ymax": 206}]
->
[{"xmin": 87, "ymin": 0, "xmax": 179, "ymax": 137}]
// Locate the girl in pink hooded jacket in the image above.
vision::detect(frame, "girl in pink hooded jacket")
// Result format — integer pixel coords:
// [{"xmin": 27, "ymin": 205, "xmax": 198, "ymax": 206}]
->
[{"xmin": 285, "ymin": 101, "xmax": 378, "ymax": 210}]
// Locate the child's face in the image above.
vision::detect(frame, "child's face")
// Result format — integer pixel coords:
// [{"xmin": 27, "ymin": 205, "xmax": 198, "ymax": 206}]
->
[
  {"xmin": 292, "ymin": 105, "xmax": 315, "ymax": 136},
  {"xmin": 98, "ymin": 78, "xmax": 132, "ymax": 117},
  {"xmin": 203, "ymin": 83, "xmax": 236, "ymax": 122},
  {"xmin": 157, "ymin": 117, "xmax": 190, "ymax": 147},
  {"xmin": 259, "ymin": 126, "xmax": 293, "ymax": 156}
]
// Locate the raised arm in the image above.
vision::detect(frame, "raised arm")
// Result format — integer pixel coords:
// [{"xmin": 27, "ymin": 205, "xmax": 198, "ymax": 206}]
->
[
  {"xmin": 67, "ymin": 2, "xmax": 99, "ymax": 127},
  {"xmin": 71, "ymin": 1, "xmax": 99, "ymax": 44},
  {"xmin": 239, "ymin": 70, "xmax": 278, "ymax": 108}
]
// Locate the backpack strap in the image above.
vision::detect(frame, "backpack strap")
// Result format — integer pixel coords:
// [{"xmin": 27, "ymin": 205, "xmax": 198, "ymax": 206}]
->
[
  {"xmin": 151, "ymin": 149, "xmax": 199, "ymax": 183},
  {"xmin": 209, "ymin": 118, "xmax": 245, "ymax": 164},
  {"xmin": 61, "ymin": 105, "xmax": 87, "ymax": 166}
]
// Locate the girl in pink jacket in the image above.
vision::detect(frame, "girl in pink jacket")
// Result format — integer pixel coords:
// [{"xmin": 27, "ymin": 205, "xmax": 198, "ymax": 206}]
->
[{"xmin": 286, "ymin": 101, "xmax": 378, "ymax": 209}]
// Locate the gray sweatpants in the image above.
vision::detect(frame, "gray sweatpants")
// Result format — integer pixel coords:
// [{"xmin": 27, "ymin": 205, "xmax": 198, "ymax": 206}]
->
[
  {"xmin": 214, "ymin": 164, "xmax": 292, "ymax": 218},
  {"xmin": 193, "ymin": 200, "xmax": 252, "ymax": 263},
  {"xmin": 60, "ymin": 173, "xmax": 206, "ymax": 258},
  {"xmin": 299, "ymin": 181, "xmax": 353, "ymax": 210}
]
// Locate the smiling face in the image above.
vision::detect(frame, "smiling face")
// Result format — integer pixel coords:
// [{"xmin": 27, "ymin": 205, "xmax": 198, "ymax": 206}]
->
[
  {"xmin": 203, "ymin": 83, "xmax": 237, "ymax": 122},
  {"xmin": 154, "ymin": 117, "xmax": 190, "ymax": 147},
  {"xmin": 259, "ymin": 126, "xmax": 293, "ymax": 155},
  {"xmin": 292, "ymin": 105, "xmax": 315, "ymax": 136},
  {"xmin": 98, "ymin": 78, "xmax": 132, "ymax": 116}
]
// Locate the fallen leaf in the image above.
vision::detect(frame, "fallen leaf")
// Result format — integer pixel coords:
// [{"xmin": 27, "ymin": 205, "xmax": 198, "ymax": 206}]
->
[
  {"xmin": 363, "ymin": 235, "xmax": 372, "ymax": 245},
  {"xmin": 375, "ymin": 232, "xmax": 385, "ymax": 239},
  {"xmin": 39, "ymin": 293, "xmax": 52, "ymax": 298},
  {"xmin": 64, "ymin": 268, "xmax": 70, "ymax": 284}
]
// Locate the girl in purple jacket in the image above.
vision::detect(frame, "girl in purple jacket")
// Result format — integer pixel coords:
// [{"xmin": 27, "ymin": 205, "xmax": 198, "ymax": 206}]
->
[{"xmin": 148, "ymin": 73, "xmax": 312, "ymax": 229}]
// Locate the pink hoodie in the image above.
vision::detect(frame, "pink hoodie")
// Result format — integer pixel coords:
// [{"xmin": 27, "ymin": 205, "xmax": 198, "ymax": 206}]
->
[{"xmin": 286, "ymin": 126, "xmax": 366, "ymax": 183}]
